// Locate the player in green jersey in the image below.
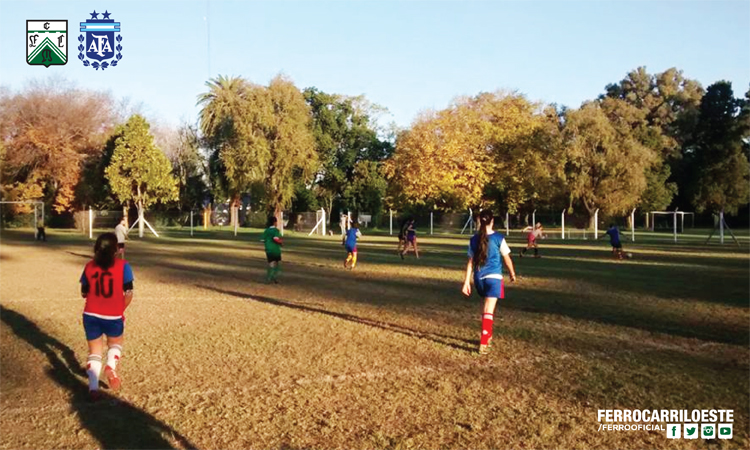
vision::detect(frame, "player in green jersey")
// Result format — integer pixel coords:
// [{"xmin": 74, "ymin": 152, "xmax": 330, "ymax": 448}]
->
[{"xmin": 262, "ymin": 217, "xmax": 284, "ymax": 283}]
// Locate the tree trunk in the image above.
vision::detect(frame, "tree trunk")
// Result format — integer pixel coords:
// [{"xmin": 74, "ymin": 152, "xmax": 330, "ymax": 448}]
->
[
  {"xmin": 274, "ymin": 204, "xmax": 283, "ymax": 235},
  {"xmin": 138, "ymin": 200, "xmax": 145, "ymax": 238}
]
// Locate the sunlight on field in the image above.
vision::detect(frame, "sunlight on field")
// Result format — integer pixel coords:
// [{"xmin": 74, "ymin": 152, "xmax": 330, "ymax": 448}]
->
[{"xmin": 1, "ymin": 228, "xmax": 748, "ymax": 449}]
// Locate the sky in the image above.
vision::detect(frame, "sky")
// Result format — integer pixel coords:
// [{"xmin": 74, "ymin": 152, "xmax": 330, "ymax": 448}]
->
[{"xmin": 1, "ymin": 0, "xmax": 749, "ymax": 129}]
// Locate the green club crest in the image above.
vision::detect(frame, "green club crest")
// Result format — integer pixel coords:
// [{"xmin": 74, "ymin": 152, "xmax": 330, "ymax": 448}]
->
[{"xmin": 27, "ymin": 20, "xmax": 67, "ymax": 67}]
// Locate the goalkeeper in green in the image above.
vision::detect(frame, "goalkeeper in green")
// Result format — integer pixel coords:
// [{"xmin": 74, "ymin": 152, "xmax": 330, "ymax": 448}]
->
[{"xmin": 262, "ymin": 216, "xmax": 284, "ymax": 283}]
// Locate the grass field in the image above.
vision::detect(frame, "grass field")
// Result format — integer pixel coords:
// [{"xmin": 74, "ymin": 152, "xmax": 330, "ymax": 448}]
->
[{"xmin": 1, "ymin": 227, "xmax": 748, "ymax": 449}]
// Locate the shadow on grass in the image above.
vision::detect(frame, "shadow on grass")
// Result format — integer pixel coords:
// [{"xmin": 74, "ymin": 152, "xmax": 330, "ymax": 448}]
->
[
  {"xmin": 2, "ymin": 229, "xmax": 747, "ymax": 344},
  {"xmin": 196, "ymin": 284, "xmax": 477, "ymax": 353},
  {"xmin": 0, "ymin": 306, "xmax": 198, "ymax": 450}
]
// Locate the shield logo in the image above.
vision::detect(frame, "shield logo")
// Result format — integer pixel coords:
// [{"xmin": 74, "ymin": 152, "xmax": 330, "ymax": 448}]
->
[
  {"xmin": 27, "ymin": 20, "xmax": 67, "ymax": 67},
  {"xmin": 78, "ymin": 11, "xmax": 122, "ymax": 70}
]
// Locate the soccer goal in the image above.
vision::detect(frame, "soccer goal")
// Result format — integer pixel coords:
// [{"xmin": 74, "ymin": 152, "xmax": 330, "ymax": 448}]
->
[
  {"xmin": 75, "ymin": 209, "xmax": 125, "ymax": 239},
  {"xmin": 0, "ymin": 201, "xmax": 45, "ymax": 238}
]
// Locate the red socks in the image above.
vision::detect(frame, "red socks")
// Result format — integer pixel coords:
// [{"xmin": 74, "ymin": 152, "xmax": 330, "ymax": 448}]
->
[{"xmin": 480, "ymin": 313, "xmax": 494, "ymax": 345}]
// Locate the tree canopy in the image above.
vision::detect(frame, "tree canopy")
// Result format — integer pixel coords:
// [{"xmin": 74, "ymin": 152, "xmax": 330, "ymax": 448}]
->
[{"xmin": 105, "ymin": 115, "xmax": 179, "ymax": 212}]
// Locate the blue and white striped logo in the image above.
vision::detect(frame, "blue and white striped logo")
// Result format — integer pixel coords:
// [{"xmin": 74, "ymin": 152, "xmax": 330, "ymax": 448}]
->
[{"xmin": 77, "ymin": 10, "xmax": 122, "ymax": 70}]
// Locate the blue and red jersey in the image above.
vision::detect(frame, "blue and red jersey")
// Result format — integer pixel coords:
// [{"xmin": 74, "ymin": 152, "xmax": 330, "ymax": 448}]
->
[{"xmin": 80, "ymin": 259, "xmax": 134, "ymax": 319}]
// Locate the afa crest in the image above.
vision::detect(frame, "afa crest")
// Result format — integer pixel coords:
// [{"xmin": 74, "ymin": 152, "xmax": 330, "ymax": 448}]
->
[{"xmin": 78, "ymin": 10, "xmax": 122, "ymax": 70}]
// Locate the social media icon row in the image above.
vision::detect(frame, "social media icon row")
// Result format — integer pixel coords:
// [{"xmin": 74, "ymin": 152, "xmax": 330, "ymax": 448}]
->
[{"xmin": 667, "ymin": 424, "xmax": 732, "ymax": 439}]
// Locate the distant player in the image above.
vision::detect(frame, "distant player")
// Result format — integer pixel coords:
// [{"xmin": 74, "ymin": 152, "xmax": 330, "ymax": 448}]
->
[
  {"xmin": 114, "ymin": 217, "xmax": 128, "ymax": 258},
  {"xmin": 462, "ymin": 210, "xmax": 517, "ymax": 355},
  {"xmin": 343, "ymin": 222, "xmax": 362, "ymax": 270},
  {"xmin": 262, "ymin": 217, "xmax": 283, "ymax": 283},
  {"xmin": 400, "ymin": 220, "xmax": 419, "ymax": 259},
  {"xmin": 80, "ymin": 233, "xmax": 134, "ymax": 401},
  {"xmin": 520, "ymin": 222, "xmax": 544, "ymax": 258},
  {"xmin": 396, "ymin": 218, "xmax": 410, "ymax": 254},
  {"xmin": 603, "ymin": 224, "xmax": 624, "ymax": 259}
]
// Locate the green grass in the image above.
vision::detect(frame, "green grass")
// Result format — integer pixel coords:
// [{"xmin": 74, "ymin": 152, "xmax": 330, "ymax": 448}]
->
[{"xmin": 1, "ymin": 227, "xmax": 748, "ymax": 449}]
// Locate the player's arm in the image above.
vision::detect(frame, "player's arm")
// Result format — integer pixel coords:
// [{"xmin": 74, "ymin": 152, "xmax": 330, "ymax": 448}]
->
[
  {"xmin": 500, "ymin": 239, "xmax": 517, "ymax": 282},
  {"xmin": 123, "ymin": 264, "xmax": 134, "ymax": 309},
  {"xmin": 273, "ymin": 236, "xmax": 283, "ymax": 246},
  {"xmin": 462, "ymin": 257, "xmax": 473, "ymax": 296},
  {"xmin": 80, "ymin": 271, "xmax": 89, "ymax": 298}
]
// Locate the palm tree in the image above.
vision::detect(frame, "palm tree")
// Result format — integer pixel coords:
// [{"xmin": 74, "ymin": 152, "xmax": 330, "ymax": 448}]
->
[
  {"xmin": 196, "ymin": 75, "xmax": 248, "ymax": 228},
  {"xmin": 197, "ymin": 75, "xmax": 248, "ymax": 147}
]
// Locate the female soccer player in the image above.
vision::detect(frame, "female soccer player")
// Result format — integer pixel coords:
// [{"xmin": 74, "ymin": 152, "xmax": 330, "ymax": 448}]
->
[
  {"xmin": 262, "ymin": 216, "xmax": 284, "ymax": 283},
  {"xmin": 343, "ymin": 221, "xmax": 362, "ymax": 270},
  {"xmin": 396, "ymin": 218, "xmax": 409, "ymax": 254},
  {"xmin": 603, "ymin": 224, "xmax": 625, "ymax": 259},
  {"xmin": 400, "ymin": 220, "xmax": 420, "ymax": 259},
  {"xmin": 520, "ymin": 222, "xmax": 544, "ymax": 258},
  {"xmin": 80, "ymin": 232, "xmax": 134, "ymax": 401},
  {"xmin": 462, "ymin": 210, "xmax": 516, "ymax": 355}
]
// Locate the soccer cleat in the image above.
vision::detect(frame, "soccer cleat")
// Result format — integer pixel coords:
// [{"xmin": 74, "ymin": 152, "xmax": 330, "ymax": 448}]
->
[
  {"xmin": 478, "ymin": 344, "xmax": 490, "ymax": 355},
  {"xmin": 104, "ymin": 366, "xmax": 121, "ymax": 391}
]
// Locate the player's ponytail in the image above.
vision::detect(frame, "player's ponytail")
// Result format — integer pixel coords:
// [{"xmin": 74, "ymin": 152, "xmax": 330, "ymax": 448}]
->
[
  {"xmin": 93, "ymin": 232, "xmax": 118, "ymax": 269},
  {"xmin": 474, "ymin": 210, "xmax": 494, "ymax": 268}
]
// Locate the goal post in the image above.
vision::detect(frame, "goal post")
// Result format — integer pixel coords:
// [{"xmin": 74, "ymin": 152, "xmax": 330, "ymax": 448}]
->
[{"xmin": 0, "ymin": 201, "xmax": 45, "ymax": 238}]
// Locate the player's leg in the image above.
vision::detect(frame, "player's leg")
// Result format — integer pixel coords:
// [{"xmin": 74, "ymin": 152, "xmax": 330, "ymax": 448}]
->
[
  {"xmin": 344, "ymin": 252, "xmax": 352, "ymax": 268},
  {"xmin": 533, "ymin": 242, "xmax": 539, "ymax": 258},
  {"xmin": 83, "ymin": 315, "xmax": 105, "ymax": 399},
  {"xmin": 480, "ymin": 296, "xmax": 498, "ymax": 354},
  {"xmin": 271, "ymin": 259, "xmax": 281, "ymax": 283},
  {"xmin": 266, "ymin": 261, "xmax": 274, "ymax": 282},
  {"xmin": 414, "ymin": 239, "xmax": 420, "ymax": 258},
  {"xmin": 104, "ymin": 329, "xmax": 124, "ymax": 391},
  {"xmin": 351, "ymin": 249, "xmax": 358, "ymax": 269}
]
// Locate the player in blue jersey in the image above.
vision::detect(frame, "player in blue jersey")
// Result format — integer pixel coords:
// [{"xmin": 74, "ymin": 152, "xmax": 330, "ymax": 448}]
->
[
  {"xmin": 343, "ymin": 222, "xmax": 362, "ymax": 269},
  {"xmin": 603, "ymin": 224, "xmax": 625, "ymax": 259},
  {"xmin": 462, "ymin": 210, "xmax": 517, "ymax": 355}
]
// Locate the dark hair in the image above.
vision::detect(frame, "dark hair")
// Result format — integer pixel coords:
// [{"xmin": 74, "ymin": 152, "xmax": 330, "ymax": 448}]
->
[
  {"xmin": 268, "ymin": 216, "xmax": 278, "ymax": 226},
  {"xmin": 93, "ymin": 233, "xmax": 118, "ymax": 269},
  {"xmin": 473, "ymin": 210, "xmax": 494, "ymax": 267},
  {"xmin": 609, "ymin": 223, "xmax": 615, "ymax": 228},
  {"xmin": 351, "ymin": 221, "xmax": 359, "ymax": 229}
]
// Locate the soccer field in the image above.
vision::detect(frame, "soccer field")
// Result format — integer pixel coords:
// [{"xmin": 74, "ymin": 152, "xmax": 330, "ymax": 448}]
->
[{"xmin": 1, "ymin": 228, "xmax": 748, "ymax": 449}]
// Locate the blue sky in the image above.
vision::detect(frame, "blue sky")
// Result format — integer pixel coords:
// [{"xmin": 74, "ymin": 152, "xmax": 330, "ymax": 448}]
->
[{"xmin": 2, "ymin": 0, "xmax": 748, "ymax": 128}]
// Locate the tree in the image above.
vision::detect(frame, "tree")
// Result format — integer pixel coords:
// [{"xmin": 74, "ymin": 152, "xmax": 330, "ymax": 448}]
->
[
  {"xmin": 478, "ymin": 95, "xmax": 564, "ymax": 214},
  {"xmin": 304, "ymin": 88, "xmax": 392, "ymax": 216},
  {"xmin": 602, "ymin": 67, "xmax": 704, "ymax": 211},
  {"xmin": 198, "ymin": 75, "xmax": 317, "ymax": 225},
  {"xmin": 690, "ymin": 81, "xmax": 750, "ymax": 215},
  {"xmin": 562, "ymin": 101, "xmax": 655, "ymax": 226},
  {"xmin": 158, "ymin": 122, "xmax": 208, "ymax": 213},
  {"xmin": 342, "ymin": 161, "xmax": 388, "ymax": 219},
  {"xmin": 263, "ymin": 76, "xmax": 318, "ymax": 221},
  {"xmin": 384, "ymin": 92, "xmax": 547, "ymax": 213},
  {"xmin": 197, "ymin": 75, "xmax": 260, "ymax": 227},
  {"xmin": 0, "ymin": 80, "xmax": 117, "ymax": 215},
  {"xmin": 384, "ymin": 104, "xmax": 489, "ymax": 210},
  {"xmin": 105, "ymin": 115, "xmax": 178, "ymax": 237}
]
